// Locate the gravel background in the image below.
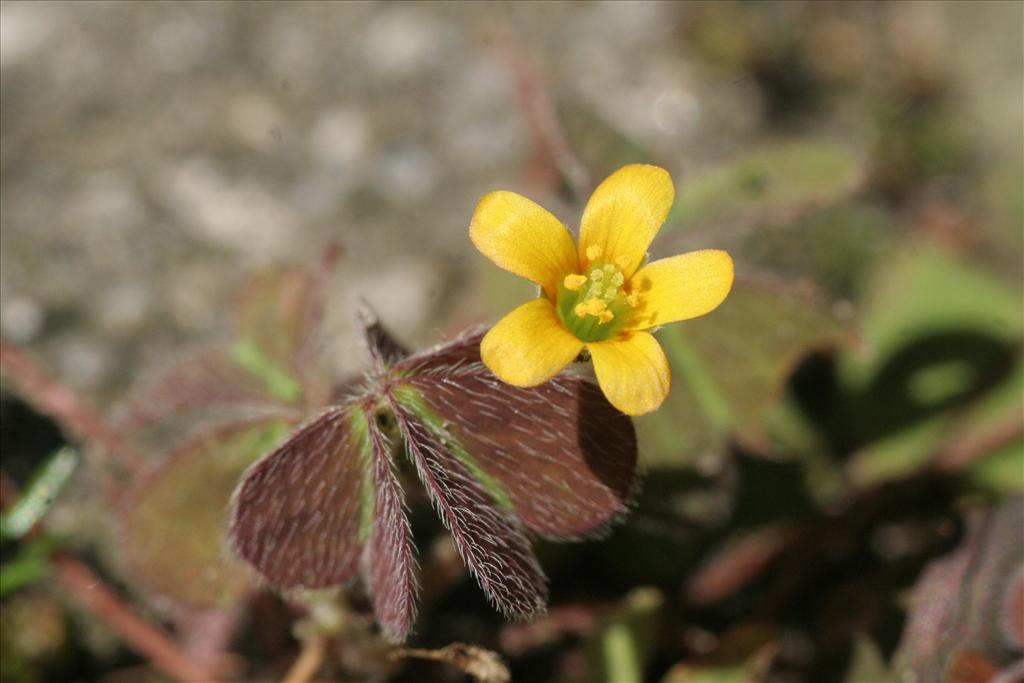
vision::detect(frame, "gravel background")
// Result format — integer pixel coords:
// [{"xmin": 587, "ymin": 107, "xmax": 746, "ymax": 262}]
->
[{"xmin": 2, "ymin": 1, "xmax": 1020, "ymax": 403}]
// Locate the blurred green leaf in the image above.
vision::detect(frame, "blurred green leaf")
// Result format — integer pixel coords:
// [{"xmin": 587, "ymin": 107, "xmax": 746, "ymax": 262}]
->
[
  {"xmin": 641, "ymin": 281, "xmax": 855, "ymax": 467},
  {"xmin": 846, "ymin": 243, "xmax": 1022, "ymax": 383},
  {"xmin": 584, "ymin": 588, "xmax": 664, "ymax": 683},
  {"xmin": 814, "ymin": 243, "xmax": 1024, "ymax": 484},
  {"xmin": 0, "ymin": 447, "xmax": 78, "ymax": 540},
  {"xmin": 666, "ymin": 142, "xmax": 863, "ymax": 232},
  {"xmin": 0, "ymin": 535, "xmax": 65, "ymax": 597},
  {"xmin": 120, "ymin": 419, "xmax": 290, "ymax": 609},
  {"xmin": 0, "ymin": 555, "xmax": 51, "ymax": 597},
  {"xmin": 230, "ymin": 339, "xmax": 302, "ymax": 403},
  {"xmin": 233, "ymin": 264, "xmax": 324, "ymax": 380},
  {"xmin": 735, "ymin": 201, "xmax": 899, "ymax": 299},
  {"xmin": 662, "ymin": 664, "xmax": 749, "ymax": 683},
  {"xmin": 965, "ymin": 441, "xmax": 1024, "ymax": 495},
  {"xmin": 843, "ymin": 635, "xmax": 890, "ymax": 683}
]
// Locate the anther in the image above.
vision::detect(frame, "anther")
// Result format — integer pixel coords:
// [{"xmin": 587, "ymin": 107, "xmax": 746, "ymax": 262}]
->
[
  {"xmin": 586, "ymin": 244, "xmax": 603, "ymax": 261},
  {"xmin": 626, "ymin": 291, "xmax": 642, "ymax": 307},
  {"xmin": 598, "ymin": 310, "xmax": 614, "ymax": 324},
  {"xmin": 563, "ymin": 274, "xmax": 587, "ymax": 291}
]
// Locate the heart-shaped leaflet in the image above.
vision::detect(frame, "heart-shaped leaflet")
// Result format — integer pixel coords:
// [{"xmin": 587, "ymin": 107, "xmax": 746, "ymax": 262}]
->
[{"xmin": 229, "ymin": 315, "xmax": 638, "ymax": 642}]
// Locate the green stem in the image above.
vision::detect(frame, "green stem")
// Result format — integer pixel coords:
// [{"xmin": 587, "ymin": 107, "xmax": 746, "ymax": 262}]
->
[{"xmin": 659, "ymin": 326, "xmax": 734, "ymax": 434}]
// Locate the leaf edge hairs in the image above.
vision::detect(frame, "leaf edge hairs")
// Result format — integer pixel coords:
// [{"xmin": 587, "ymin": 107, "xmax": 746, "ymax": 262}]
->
[{"xmin": 228, "ymin": 316, "xmax": 638, "ymax": 643}]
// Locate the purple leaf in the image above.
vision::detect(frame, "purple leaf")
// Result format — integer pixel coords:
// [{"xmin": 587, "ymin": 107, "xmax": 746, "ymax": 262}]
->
[
  {"xmin": 229, "ymin": 407, "xmax": 369, "ymax": 589},
  {"xmin": 364, "ymin": 413, "xmax": 418, "ymax": 642},
  {"xmin": 120, "ymin": 419, "xmax": 291, "ymax": 609},
  {"xmin": 111, "ymin": 345, "xmax": 281, "ymax": 435},
  {"xmin": 390, "ymin": 394, "xmax": 548, "ymax": 620},
  {"xmin": 358, "ymin": 300, "xmax": 411, "ymax": 372},
  {"xmin": 393, "ymin": 331, "xmax": 638, "ymax": 539}
]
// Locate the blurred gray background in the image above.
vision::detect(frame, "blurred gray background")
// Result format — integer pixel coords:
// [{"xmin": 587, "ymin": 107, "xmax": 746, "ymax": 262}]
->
[{"xmin": 1, "ymin": 1, "xmax": 1021, "ymax": 401}]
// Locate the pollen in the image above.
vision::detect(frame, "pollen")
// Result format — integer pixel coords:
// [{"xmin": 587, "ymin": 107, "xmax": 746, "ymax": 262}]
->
[
  {"xmin": 575, "ymin": 298, "xmax": 608, "ymax": 318},
  {"xmin": 563, "ymin": 274, "xmax": 587, "ymax": 291},
  {"xmin": 557, "ymin": 258, "xmax": 634, "ymax": 341},
  {"xmin": 626, "ymin": 291, "xmax": 642, "ymax": 307}
]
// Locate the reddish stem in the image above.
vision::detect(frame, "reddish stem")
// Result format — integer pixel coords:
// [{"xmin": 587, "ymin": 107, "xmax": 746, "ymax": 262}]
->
[
  {"xmin": 934, "ymin": 413, "xmax": 1024, "ymax": 473},
  {"xmin": 0, "ymin": 338, "xmax": 142, "ymax": 484},
  {"xmin": 52, "ymin": 555, "xmax": 217, "ymax": 683},
  {"xmin": 488, "ymin": 32, "xmax": 592, "ymax": 201}
]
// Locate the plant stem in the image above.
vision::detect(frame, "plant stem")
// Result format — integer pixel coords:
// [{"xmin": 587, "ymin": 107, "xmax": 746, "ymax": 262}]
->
[
  {"xmin": 0, "ymin": 338, "xmax": 142, "ymax": 492},
  {"xmin": 283, "ymin": 632, "xmax": 327, "ymax": 683},
  {"xmin": 52, "ymin": 556, "xmax": 217, "ymax": 682},
  {"xmin": 659, "ymin": 326, "xmax": 734, "ymax": 434}
]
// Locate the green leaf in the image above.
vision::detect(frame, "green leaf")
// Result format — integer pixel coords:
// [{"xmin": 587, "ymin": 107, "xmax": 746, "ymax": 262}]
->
[
  {"xmin": 666, "ymin": 142, "xmax": 863, "ymax": 232},
  {"xmin": 0, "ymin": 447, "xmax": 79, "ymax": 540},
  {"xmin": 0, "ymin": 555, "xmax": 50, "ymax": 597},
  {"xmin": 640, "ymin": 281, "xmax": 854, "ymax": 467},
  {"xmin": 230, "ymin": 338, "xmax": 302, "ymax": 403},
  {"xmin": 846, "ymin": 243, "xmax": 1023, "ymax": 384},
  {"xmin": 964, "ymin": 440, "xmax": 1024, "ymax": 495},
  {"xmin": 584, "ymin": 588, "xmax": 664, "ymax": 683},
  {"xmin": 120, "ymin": 419, "xmax": 291, "ymax": 609},
  {"xmin": 0, "ymin": 535, "xmax": 65, "ymax": 597},
  {"xmin": 843, "ymin": 635, "xmax": 890, "ymax": 683}
]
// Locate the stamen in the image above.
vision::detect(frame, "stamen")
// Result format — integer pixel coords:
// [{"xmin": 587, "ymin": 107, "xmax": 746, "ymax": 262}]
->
[
  {"xmin": 604, "ymin": 286, "xmax": 618, "ymax": 300},
  {"xmin": 582, "ymin": 299, "xmax": 607, "ymax": 316},
  {"xmin": 589, "ymin": 269, "xmax": 604, "ymax": 281},
  {"xmin": 603, "ymin": 264, "xmax": 615, "ymax": 275},
  {"xmin": 610, "ymin": 272, "xmax": 624, "ymax": 287},
  {"xmin": 626, "ymin": 291, "xmax": 642, "ymax": 307},
  {"xmin": 574, "ymin": 303, "xmax": 588, "ymax": 318},
  {"xmin": 598, "ymin": 310, "xmax": 614, "ymax": 324},
  {"xmin": 563, "ymin": 274, "xmax": 587, "ymax": 291},
  {"xmin": 586, "ymin": 244, "xmax": 603, "ymax": 261}
]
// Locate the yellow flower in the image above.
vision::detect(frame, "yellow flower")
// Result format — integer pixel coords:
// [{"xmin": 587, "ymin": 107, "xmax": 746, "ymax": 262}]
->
[{"xmin": 469, "ymin": 164, "xmax": 734, "ymax": 416}]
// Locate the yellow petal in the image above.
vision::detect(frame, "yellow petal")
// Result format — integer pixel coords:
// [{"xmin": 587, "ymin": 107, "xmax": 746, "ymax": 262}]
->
[
  {"xmin": 470, "ymin": 191, "xmax": 578, "ymax": 300},
  {"xmin": 627, "ymin": 250, "xmax": 734, "ymax": 330},
  {"xmin": 481, "ymin": 299, "xmax": 583, "ymax": 387},
  {"xmin": 588, "ymin": 332, "xmax": 670, "ymax": 416},
  {"xmin": 578, "ymin": 165, "xmax": 675, "ymax": 278}
]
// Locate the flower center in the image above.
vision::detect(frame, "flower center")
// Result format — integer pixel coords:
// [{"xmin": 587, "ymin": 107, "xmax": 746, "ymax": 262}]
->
[{"xmin": 555, "ymin": 250, "xmax": 641, "ymax": 343}]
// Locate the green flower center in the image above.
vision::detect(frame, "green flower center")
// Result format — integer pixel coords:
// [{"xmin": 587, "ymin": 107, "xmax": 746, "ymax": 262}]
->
[{"xmin": 555, "ymin": 261, "xmax": 636, "ymax": 343}]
